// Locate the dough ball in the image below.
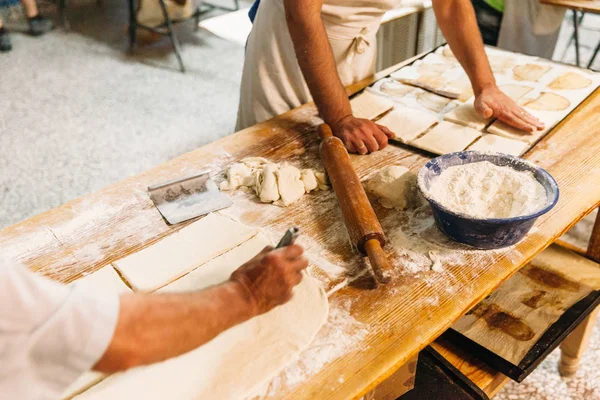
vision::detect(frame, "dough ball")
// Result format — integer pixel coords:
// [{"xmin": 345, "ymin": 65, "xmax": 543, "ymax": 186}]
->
[
  {"xmin": 366, "ymin": 166, "xmax": 418, "ymax": 210},
  {"xmin": 256, "ymin": 164, "xmax": 280, "ymax": 203},
  {"xmin": 220, "ymin": 163, "xmax": 253, "ymax": 191},
  {"xmin": 300, "ymin": 169, "xmax": 318, "ymax": 193},
  {"xmin": 275, "ymin": 164, "xmax": 306, "ymax": 206}
]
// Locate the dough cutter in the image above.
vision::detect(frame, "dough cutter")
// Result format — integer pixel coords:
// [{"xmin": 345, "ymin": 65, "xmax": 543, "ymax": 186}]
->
[
  {"xmin": 148, "ymin": 171, "xmax": 232, "ymax": 225},
  {"xmin": 276, "ymin": 227, "xmax": 300, "ymax": 248}
]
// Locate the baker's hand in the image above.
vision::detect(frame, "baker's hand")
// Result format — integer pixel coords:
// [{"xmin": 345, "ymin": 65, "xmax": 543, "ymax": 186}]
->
[
  {"xmin": 229, "ymin": 244, "xmax": 308, "ymax": 316},
  {"xmin": 474, "ymin": 86, "xmax": 545, "ymax": 133},
  {"xmin": 331, "ymin": 115, "xmax": 395, "ymax": 155}
]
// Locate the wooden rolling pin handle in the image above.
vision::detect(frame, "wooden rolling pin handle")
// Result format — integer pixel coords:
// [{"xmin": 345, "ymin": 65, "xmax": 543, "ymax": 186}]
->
[
  {"xmin": 365, "ymin": 239, "xmax": 393, "ymax": 284},
  {"xmin": 318, "ymin": 123, "xmax": 392, "ymax": 284}
]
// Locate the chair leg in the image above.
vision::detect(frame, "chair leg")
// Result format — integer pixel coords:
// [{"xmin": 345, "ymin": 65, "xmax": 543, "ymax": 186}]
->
[
  {"xmin": 559, "ymin": 307, "xmax": 600, "ymax": 377},
  {"xmin": 234, "ymin": 0, "xmax": 239, "ymax": 10},
  {"xmin": 157, "ymin": 0, "xmax": 186, "ymax": 72},
  {"xmin": 59, "ymin": 0, "xmax": 70, "ymax": 30},
  {"xmin": 573, "ymin": 10, "xmax": 580, "ymax": 67},
  {"xmin": 589, "ymin": 41, "xmax": 600, "ymax": 70},
  {"xmin": 128, "ymin": 0, "xmax": 137, "ymax": 51}
]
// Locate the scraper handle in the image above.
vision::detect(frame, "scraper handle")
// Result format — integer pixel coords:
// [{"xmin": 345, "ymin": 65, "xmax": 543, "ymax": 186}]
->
[{"xmin": 276, "ymin": 227, "xmax": 300, "ymax": 249}]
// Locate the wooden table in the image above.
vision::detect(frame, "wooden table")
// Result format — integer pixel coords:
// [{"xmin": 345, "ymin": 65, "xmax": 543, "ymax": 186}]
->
[
  {"xmin": 539, "ymin": 0, "xmax": 600, "ymax": 68},
  {"xmin": 2, "ymin": 57, "xmax": 600, "ymax": 399}
]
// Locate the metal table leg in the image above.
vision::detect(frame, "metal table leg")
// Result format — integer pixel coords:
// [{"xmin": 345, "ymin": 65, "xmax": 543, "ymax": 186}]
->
[
  {"xmin": 573, "ymin": 10, "xmax": 580, "ymax": 67},
  {"xmin": 128, "ymin": 0, "xmax": 137, "ymax": 50},
  {"xmin": 589, "ymin": 40, "xmax": 600, "ymax": 70},
  {"xmin": 157, "ymin": 0, "xmax": 186, "ymax": 72}
]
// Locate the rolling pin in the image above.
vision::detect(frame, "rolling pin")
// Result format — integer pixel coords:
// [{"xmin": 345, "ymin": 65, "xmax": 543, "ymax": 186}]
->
[{"xmin": 318, "ymin": 123, "xmax": 393, "ymax": 284}]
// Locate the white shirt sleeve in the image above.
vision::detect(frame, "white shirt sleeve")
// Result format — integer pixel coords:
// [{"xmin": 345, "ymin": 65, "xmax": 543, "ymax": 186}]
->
[{"xmin": 0, "ymin": 262, "xmax": 120, "ymax": 400}]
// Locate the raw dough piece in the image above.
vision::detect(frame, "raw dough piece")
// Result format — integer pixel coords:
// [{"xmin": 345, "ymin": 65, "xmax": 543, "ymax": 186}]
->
[
  {"xmin": 314, "ymin": 172, "xmax": 329, "ymax": 190},
  {"xmin": 487, "ymin": 120, "xmax": 548, "ymax": 145},
  {"xmin": 523, "ymin": 92, "xmax": 570, "ymax": 111},
  {"xmin": 113, "ymin": 213, "xmax": 258, "ymax": 292},
  {"xmin": 443, "ymin": 99, "xmax": 491, "ymax": 130},
  {"xmin": 488, "ymin": 54, "xmax": 516, "ymax": 74},
  {"xmin": 366, "ymin": 166, "xmax": 418, "ymax": 210},
  {"xmin": 548, "ymin": 71, "xmax": 592, "ymax": 90},
  {"xmin": 350, "ymin": 91, "xmax": 395, "ymax": 120},
  {"xmin": 221, "ymin": 159, "xmax": 327, "ymax": 206},
  {"xmin": 220, "ymin": 157, "xmax": 272, "ymax": 191},
  {"xmin": 376, "ymin": 107, "xmax": 438, "ymax": 143},
  {"xmin": 61, "ymin": 267, "xmax": 133, "ymax": 399},
  {"xmin": 380, "ymin": 81, "xmax": 415, "ymax": 98},
  {"xmin": 411, "ymin": 121, "xmax": 482, "ymax": 155},
  {"xmin": 513, "ymin": 64, "xmax": 551, "ymax": 82},
  {"xmin": 468, "ymin": 134, "xmax": 529, "ymax": 156},
  {"xmin": 256, "ymin": 163, "xmax": 280, "ymax": 203},
  {"xmin": 446, "ymin": 76, "xmax": 474, "ymax": 102},
  {"xmin": 441, "ymin": 45, "xmax": 456, "ymax": 59},
  {"xmin": 416, "ymin": 74, "xmax": 449, "ymax": 91},
  {"xmin": 416, "ymin": 91, "xmax": 452, "ymax": 113},
  {"xmin": 499, "ymin": 84, "xmax": 534, "ymax": 102},
  {"xmin": 300, "ymin": 169, "xmax": 318, "ymax": 192},
  {"xmin": 275, "ymin": 164, "xmax": 306, "ymax": 206},
  {"xmin": 76, "ymin": 234, "xmax": 328, "ymax": 400},
  {"xmin": 417, "ymin": 63, "xmax": 455, "ymax": 76}
]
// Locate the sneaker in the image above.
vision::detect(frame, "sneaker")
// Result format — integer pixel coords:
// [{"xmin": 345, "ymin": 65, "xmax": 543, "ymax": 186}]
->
[
  {"xmin": 28, "ymin": 15, "xmax": 55, "ymax": 36},
  {"xmin": 0, "ymin": 28, "xmax": 11, "ymax": 52}
]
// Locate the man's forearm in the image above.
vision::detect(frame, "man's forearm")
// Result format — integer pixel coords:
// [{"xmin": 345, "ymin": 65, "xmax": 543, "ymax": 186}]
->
[
  {"xmin": 432, "ymin": 0, "xmax": 496, "ymax": 95},
  {"xmin": 284, "ymin": 0, "xmax": 351, "ymax": 126},
  {"xmin": 94, "ymin": 281, "xmax": 254, "ymax": 372}
]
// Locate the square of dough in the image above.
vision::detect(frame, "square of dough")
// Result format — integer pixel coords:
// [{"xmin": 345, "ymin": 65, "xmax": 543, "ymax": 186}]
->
[
  {"xmin": 499, "ymin": 84, "xmax": 534, "ymax": 102},
  {"xmin": 513, "ymin": 63, "xmax": 552, "ymax": 82},
  {"xmin": 376, "ymin": 107, "xmax": 438, "ymax": 143},
  {"xmin": 113, "ymin": 213, "xmax": 258, "ymax": 292},
  {"xmin": 75, "ymin": 233, "xmax": 328, "ymax": 400},
  {"xmin": 70, "ymin": 265, "xmax": 131, "ymax": 294},
  {"xmin": 350, "ymin": 90, "xmax": 395, "ymax": 120},
  {"xmin": 486, "ymin": 120, "xmax": 549, "ymax": 145},
  {"xmin": 467, "ymin": 134, "xmax": 529, "ymax": 156},
  {"xmin": 410, "ymin": 121, "xmax": 482, "ymax": 155},
  {"xmin": 443, "ymin": 99, "xmax": 491, "ymax": 130}
]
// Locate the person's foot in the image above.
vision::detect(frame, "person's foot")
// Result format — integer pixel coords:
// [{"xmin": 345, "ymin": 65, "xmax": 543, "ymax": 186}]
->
[
  {"xmin": 0, "ymin": 27, "xmax": 11, "ymax": 52},
  {"xmin": 28, "ymin": 15, "xmax": 54, "ymax": 36}
]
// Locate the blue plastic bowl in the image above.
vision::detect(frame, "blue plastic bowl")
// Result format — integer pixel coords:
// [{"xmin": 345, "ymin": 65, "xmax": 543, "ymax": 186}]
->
[{"xmin": 417, "ymin": 151, "xmax": 559, "ymax": 249}]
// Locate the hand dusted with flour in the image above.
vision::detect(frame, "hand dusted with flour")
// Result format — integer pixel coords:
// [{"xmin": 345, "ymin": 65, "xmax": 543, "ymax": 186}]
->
[{"xmin": 427, "ymin": 161, "xmax": 547, "ymax": 219}]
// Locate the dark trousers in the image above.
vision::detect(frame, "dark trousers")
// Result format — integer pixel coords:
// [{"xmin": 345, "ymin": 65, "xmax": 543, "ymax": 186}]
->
[{"xmin": 471, "ymin": 0, "xmax": 504, "ymax": 46}]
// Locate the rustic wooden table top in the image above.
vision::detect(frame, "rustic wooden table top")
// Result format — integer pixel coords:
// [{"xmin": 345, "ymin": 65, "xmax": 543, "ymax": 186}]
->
[
  {"xmin": 539, "ymin": 0, "xmax": 600, "ymax": 13},
  {"xmin": 2, "ymin": 56, "xmax": 599, "ymax": 399}
]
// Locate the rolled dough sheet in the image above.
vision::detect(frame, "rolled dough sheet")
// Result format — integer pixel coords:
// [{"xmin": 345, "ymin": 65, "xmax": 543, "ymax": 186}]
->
[
  {"xmin": 486, "ymin": 120, "xmax": 549, "ymax": 145},
  {"xmin": 113, "ymin": 213, "xmax": 258, "ymax": 292},
  {"xmin": 499, "ymin": 84, "xmax": 534, "ymax": 102},
  {"xmin": 75, "ymin": 233, "xmax": 329, "ymax": 400},
  {"xmin": 350, "ymin": 91, "xmax": 395, "ymax": 120},
  {"xmin": 380, "ymin": 81, "xmax": 415, "ymax": 98},
  {"xmin": 467, "ymin": 134, "xmax": 529, "ymax": 156},
  {"xmin": 410, "ymin": 121, "xmax": 481, "ymax": 155},
  {"xmin": 416, "ymin": 91, "xmax": 452, "ymax": 113},
  {"xmin": 62, "ymin": 267, "xmax": 133, "ymax": 399},
  {"xmin": 376, "ymin": 107, "xmax": 438, "ymax": 143},
  {"xmin": 443, "ymin": 99, "xmax": 491, "ymax": 130},
  {"xmin": 522, "ymin": 92, "xmax": 570, "ymax": 111},
  {"xmin": 513, "ymin": 63, "xmax": 552, "ymax": 82},
  {"xmin": 548, "ymin": 71, "xmax": 593, "ymax": 90}
]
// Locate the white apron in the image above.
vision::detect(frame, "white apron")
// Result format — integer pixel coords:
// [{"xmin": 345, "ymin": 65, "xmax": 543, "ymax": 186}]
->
[
  {"xmin": 236, "ymin": 0, "xmax": 402, "ymax": 130},
  {"xmin": 497, "ymin": 0, "xmax": 566, "ymax": 59}
]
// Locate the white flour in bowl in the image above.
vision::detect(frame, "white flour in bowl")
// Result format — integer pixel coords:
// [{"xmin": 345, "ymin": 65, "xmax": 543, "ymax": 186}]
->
[{"xmin": 427, "ymin": 161, "xmax": 548, "ymax": 219}]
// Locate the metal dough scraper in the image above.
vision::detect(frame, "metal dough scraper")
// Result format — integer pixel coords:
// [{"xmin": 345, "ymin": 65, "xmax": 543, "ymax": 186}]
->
[{"xmin": 148, "ymin": 171, "xmax": 232, "ymax": 225}]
